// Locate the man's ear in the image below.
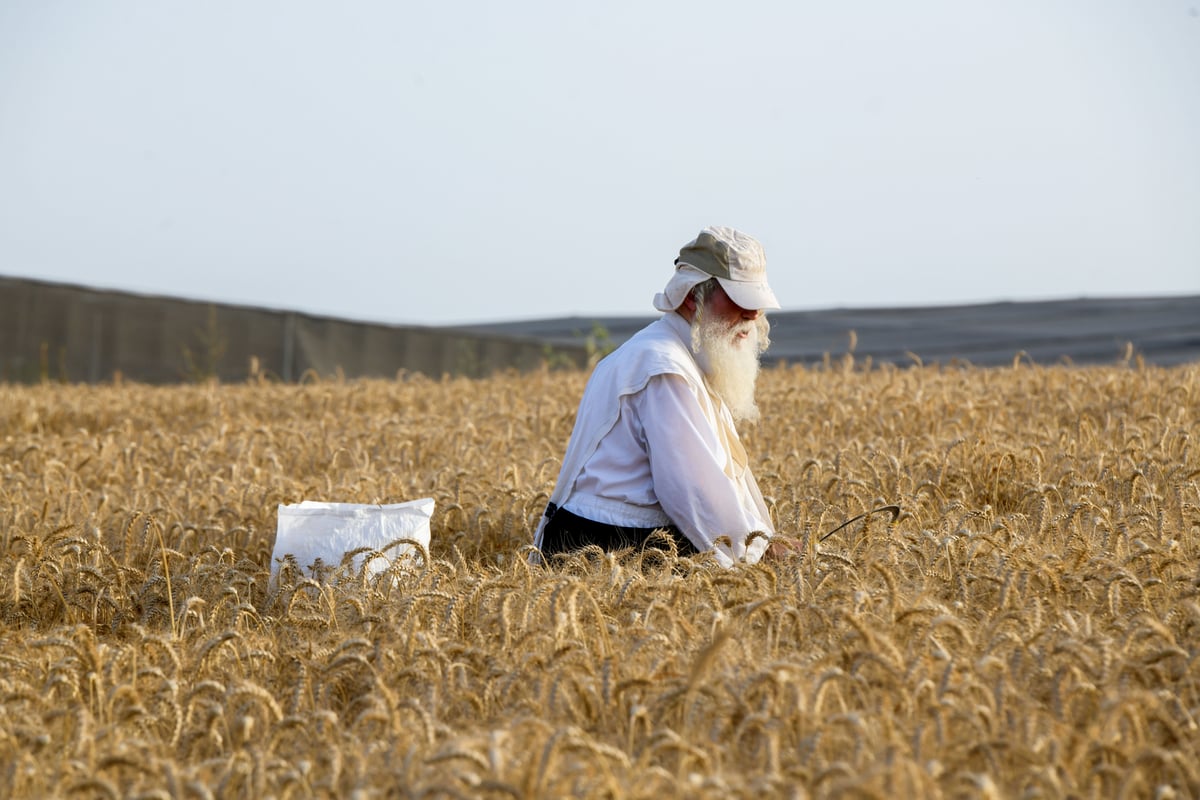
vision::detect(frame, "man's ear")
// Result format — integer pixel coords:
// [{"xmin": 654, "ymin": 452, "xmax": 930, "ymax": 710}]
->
[{"xmin": 677, "ymin": 286, "xmax": 701, "ymax": 323}]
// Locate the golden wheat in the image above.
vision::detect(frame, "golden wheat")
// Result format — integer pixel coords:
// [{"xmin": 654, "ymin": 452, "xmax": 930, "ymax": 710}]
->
[{"xmin": 0, "ymin": 360, "xmax": 1197, "ymax": 797}]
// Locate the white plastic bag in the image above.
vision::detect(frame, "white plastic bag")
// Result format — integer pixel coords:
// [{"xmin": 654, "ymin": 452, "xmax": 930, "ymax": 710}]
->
[{"xmin": 271, "ymin": 498, "xmax": 434, "ymax": 584}]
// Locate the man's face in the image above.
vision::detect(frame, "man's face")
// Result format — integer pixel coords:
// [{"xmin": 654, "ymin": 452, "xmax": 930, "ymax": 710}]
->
[{"xmin": 704, "ymin": 284, "xmax": 762, "ymax": 342}]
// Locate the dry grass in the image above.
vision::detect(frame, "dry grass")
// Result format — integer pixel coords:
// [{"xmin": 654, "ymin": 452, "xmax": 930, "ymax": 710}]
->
[{"xmin": 1, "ymin": 359, "xmax": 1198, "ymax": 798}]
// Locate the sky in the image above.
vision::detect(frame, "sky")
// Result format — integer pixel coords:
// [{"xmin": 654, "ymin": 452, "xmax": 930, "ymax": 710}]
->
[{"xmin": 1, "ymin": 1, "xmax": 1198, "ymax": 326}]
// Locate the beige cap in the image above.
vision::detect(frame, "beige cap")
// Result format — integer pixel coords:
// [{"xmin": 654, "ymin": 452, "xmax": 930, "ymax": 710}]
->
[{"xmin": 653, "ymin": 226, "xmax": 781, "ymax": 312}]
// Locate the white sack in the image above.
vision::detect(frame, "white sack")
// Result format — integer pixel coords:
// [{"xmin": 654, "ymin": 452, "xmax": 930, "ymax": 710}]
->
[{"xmin": 271, "ymin": 498, "xmax": 434, "ymax": 583}]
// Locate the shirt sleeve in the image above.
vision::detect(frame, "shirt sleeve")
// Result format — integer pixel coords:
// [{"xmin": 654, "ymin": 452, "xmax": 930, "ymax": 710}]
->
[{"xmin": 634, "ymin": 373, "xmax": 773, "ymax": 564}]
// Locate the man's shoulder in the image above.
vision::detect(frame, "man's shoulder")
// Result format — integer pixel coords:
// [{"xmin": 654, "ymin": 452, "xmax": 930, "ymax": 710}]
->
[
  {"xmin": 610, "ymin": 317, "xmax": 683, "ymax": 356},
  {"xmin": 599, "ymin": 316, "xmax": 700, "ymax": 385},
  {"xmin": 625, "ymin": 314, "xmax": 693, "ymax": 352}
]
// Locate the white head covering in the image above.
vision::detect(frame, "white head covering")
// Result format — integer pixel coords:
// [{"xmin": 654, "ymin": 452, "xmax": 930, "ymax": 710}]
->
[
  {"xmin": 652, "ymin": 226, "xmax": 781, "ymax": 313},
  {"xmin": 653, "ymin": 264, "xmax": 713, "ymax": 312}
]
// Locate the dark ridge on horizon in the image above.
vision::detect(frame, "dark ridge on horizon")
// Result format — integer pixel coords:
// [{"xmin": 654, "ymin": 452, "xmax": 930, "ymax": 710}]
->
[
  {"xmin": 452, "ymin": 294, "xmax": 1200, "ymax": 367},
  {"xmin": 4, "ymin": 274, "xmax": 1197, "ymax": 368}
]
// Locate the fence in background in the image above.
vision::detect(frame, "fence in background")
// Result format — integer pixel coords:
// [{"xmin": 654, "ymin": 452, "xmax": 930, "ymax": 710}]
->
[{"xmin": 0, "ymin": 277, "xmax": 586, "ymax": 384}]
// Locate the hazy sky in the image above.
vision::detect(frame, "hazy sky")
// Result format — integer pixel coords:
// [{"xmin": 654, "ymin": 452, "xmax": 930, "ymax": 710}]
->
[{"xmin": 2, "ymin": 1, "xmax": 1198, "ymax": 326}]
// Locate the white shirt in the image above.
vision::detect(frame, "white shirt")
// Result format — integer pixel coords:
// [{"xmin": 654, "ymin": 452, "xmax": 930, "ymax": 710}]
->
[{"xmin": 536, "ymin": 312, "xmax": 773, "ymax": 566}]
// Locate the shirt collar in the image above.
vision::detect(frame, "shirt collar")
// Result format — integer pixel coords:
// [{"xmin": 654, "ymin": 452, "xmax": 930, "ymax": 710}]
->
[{"xmin": 660, "ymin": 310, "xmax": 694, "ymax": 348}]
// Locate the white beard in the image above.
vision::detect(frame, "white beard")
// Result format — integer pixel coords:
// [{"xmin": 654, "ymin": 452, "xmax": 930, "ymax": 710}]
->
[{"xmin": 691, "ymin": 310, "xmax": 770, "ymax": 424}]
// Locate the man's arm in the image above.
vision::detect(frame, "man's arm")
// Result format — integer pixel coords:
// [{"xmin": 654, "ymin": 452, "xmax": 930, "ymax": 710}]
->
[{"xmin": 636, "ymin": 373, "xmax": 772, "ymax": 565}]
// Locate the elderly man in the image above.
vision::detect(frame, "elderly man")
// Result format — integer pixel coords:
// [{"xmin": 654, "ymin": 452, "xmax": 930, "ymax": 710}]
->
[{"xmin": 534, "ymin": 226, "xmax": 780, "ymax": 567}]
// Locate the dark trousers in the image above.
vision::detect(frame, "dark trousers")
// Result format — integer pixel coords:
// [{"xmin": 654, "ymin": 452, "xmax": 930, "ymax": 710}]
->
[{"xmin": 540, "ymin": 503, "xmax": 698, "ymax": 558}]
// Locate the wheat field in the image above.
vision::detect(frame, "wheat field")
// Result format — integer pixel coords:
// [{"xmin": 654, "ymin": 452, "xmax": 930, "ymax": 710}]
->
[{"xmin": 1, "ymin": 357, "xmax": 1198, "ymax": 798}]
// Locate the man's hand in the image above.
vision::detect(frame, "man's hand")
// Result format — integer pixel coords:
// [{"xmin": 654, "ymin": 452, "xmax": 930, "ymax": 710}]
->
[{"xmin": 764, "ymin": 536, "xmax": 803, "ymax": 560}]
